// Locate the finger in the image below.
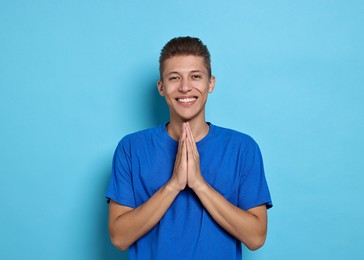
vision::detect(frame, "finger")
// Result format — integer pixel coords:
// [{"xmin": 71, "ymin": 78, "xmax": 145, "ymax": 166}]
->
[
  {"xmin": 187, "ymin": 122, "xmax": 196, "ymax": 143},
  {"xmin": 181, "ymin": 123, "xmax": 187, "ymax": 153},
  {"xmin": 181, "ymin": 131, "xmax": 187, "ymax": 164},
  {"xmin": 183, "ymin": 122, "xmax": 187, "ymax": 138},
  {"xmin": 177, "ymin": 123, "xmax": 186, "ymax": 155},
  {"xmin": 185, "ymin": 127, "xmax": 192, "ymax": 156},
  {"xmin": 184, "ymin": 123, "xmax": 191, "ymax": 152},
  {"xmin": 179, "ymin": 123, "xmax": 185, "ymax": 142},
  {"xmin": 186, "ymin": 123, "xmax": 198, "ymax": 154}
]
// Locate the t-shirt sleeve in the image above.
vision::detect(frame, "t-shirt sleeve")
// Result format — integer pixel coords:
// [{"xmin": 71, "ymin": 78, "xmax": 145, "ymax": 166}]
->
[
  {"xmin": 105, "ymin": 139, "xmax": 136, "ymax": 208},
  {"xmin": 238, "ymin": 140, "xmax": 272, "ymax": 210}
]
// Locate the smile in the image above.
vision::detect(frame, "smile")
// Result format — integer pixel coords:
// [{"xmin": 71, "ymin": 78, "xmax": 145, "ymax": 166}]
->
[{"xmin": 176, "ymin": 97, "xmax": 197, "ymax": 103}]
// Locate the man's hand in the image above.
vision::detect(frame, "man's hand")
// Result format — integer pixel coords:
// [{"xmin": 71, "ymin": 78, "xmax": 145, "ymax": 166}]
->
[
  {"xmin": 185, "ymin": 122, "xmax": 205, "ymax": 190},
  {"xmin": 167, "ymin": 122, "xmax": 206, "ymax": 191},
  {"xmin": 167, "ymin": 123, "xmax": 188, "ymax": 191}
]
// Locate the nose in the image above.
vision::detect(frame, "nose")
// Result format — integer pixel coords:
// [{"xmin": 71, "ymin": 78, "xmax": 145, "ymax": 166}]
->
[{"xmin": 178, "ymin": 78, "xmax": 192, "ymax": 93}]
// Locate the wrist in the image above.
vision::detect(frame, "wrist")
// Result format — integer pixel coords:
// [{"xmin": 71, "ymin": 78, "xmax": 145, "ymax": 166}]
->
[
  {"xmin": 189, "ymin": 177, "xmax": 208, "ymax": 192},
  {"xmin": 165, "ymin": 179, "xmax": 185, "ymax": 193}
]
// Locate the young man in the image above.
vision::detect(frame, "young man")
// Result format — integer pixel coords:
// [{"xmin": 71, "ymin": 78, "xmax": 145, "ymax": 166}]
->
[{"xmin": 106, "ymin": 36, "xmax": 272, "ymax": 259}]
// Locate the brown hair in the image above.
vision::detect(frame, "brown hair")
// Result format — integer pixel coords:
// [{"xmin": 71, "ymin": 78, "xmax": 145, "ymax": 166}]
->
[{"xmin": 159, "ymin": 36, "xmax": 211, "ymax": 80}]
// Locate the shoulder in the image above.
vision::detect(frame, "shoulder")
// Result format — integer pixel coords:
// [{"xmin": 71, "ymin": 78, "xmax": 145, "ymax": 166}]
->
[
  {"xmin": 211, "ymin": 124, "xmax": 258, "ymax": 147},
  {"xmin": 116, "ymin": 125, "xmax": 163, "ymax": 150},
  {"xmin": 123, "ymin": 125, "xmax": 160, "ymax": 141}
]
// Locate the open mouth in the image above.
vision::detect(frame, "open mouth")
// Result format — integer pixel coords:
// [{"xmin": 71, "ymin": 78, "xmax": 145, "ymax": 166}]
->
[{"xmin": 176, "ymin": 97, "xmax": 197, "ymax": 103}]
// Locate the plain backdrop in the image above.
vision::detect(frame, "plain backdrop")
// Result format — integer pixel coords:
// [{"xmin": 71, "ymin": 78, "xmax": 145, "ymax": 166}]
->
[{"xmin": 1, "ymin": 1, "xmax": 363, "ymax": 259}]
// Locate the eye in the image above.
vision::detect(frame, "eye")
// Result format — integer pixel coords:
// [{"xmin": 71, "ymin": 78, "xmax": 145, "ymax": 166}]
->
[
  {"xmin": 168, "ymin": 76, "xmax": 180, "ymax": 81},
  {"xmin": 191, "ymin": 74, "xmax": 202, "ymax": 79}
]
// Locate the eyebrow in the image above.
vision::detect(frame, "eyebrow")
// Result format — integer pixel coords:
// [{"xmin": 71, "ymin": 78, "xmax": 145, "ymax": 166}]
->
[
  {"xmin": 166, "ymin": 71, "xmax": 179, "ymax": 75},
  {"xmin": 167, "ymin": 70, "xmax": 204, "ymax": 75}
]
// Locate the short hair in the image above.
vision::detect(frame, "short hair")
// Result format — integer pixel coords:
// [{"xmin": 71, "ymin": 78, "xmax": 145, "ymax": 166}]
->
[{"xmin": 159, "ymin": 36, "xmax": 211, "ymax": 80}]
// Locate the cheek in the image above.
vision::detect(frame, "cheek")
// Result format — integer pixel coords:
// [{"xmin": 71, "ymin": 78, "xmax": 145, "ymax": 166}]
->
[
  {"xmin": 196, "ymin": 84, "xmax": 210, "ymax": 94},
  {"xmin": 163, "ymin": 84, "xmax": 178, "ymax": 95},
  {"xmin": 164, "ymin": 90, "xmax": 175, "ymax": 98}
]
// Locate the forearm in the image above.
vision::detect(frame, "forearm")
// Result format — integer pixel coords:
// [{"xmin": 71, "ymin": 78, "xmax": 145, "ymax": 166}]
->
[
  {"xmin": 109, "ymin": 182, "xmax": 180, "ymax": 250},
  {"xmin": 192, "ymin": 181, "xmax": 267, "ymax": 250}
]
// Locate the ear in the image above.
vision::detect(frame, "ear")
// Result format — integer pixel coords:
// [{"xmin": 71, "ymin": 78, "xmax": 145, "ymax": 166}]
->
[
  {"xmin": 157, "ymin": 80, "xmax": 165, "ymax": 96},
  {"xmin": 208, "ymin": 76, "xmax": 216, "ymax": 93}
]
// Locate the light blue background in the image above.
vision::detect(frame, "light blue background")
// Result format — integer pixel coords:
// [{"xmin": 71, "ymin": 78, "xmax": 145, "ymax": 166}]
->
[{"xmin": 1, "ymin": 1, "xmax": 363, "ymax": 259}]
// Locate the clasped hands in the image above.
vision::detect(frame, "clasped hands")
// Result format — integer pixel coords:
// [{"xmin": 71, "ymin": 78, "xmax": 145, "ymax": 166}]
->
[{"xmin": 169, "ymin": 122, "xmax": 205, "ymax": 192}]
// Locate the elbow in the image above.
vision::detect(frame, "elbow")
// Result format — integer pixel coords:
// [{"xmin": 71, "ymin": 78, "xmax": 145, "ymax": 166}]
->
[
  {"xmin": 110, "ymin": 234, "xmax": 131, "ymax": 251},
  {"xmin": 244, "ymin": 234, "xmax": 266, "ymax": 251}
]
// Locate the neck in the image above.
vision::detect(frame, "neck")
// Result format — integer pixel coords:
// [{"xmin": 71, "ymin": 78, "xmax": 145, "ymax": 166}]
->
[{"xmin": 167, "ymin": 117, "xmax": 209, "ymax": 142}]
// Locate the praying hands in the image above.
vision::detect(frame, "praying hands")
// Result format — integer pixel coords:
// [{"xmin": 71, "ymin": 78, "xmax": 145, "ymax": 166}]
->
[{"xmin": 169, "ymin": 122, "xmax": 205, "ymax": 192}]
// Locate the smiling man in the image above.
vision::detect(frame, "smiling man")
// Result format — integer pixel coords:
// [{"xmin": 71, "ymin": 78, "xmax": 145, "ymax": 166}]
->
[{"xmin": 106, "ymin": 36, "xmax": 272, "ymax": 260}]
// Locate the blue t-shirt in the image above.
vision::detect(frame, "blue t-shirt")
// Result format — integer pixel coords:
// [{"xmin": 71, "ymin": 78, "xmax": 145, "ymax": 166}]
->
[{"xmin": 106, "ymin": 123, "xmax": 272, "ymax": 260}]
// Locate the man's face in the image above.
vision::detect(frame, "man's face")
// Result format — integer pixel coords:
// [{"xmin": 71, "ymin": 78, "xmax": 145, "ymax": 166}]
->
[{"xmin": 158, "ymin": 55, "xmax": 215, "ymax": 123}]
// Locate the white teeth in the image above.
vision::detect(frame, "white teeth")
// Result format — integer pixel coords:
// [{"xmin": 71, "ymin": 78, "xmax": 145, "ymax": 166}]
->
[{"xmin": 178, "ymin": 97, "xmax": 196, "ymax": 103}]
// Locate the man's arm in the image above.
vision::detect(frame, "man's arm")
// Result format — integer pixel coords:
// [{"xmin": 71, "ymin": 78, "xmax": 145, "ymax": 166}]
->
[
  {"xmin": 108, "ymin": 125, "xmax": 188, "ymax": 251},
  {"xmin": 108, "ymin": 184, "xmax": 179, "ymax": 251},
  {"xmin": 185, "ymin": 122, "xmax": 268, "ymax": 250},
  {"xmin": 192, "ymin": 185, "xmax": 267, "ymax": 250}
]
